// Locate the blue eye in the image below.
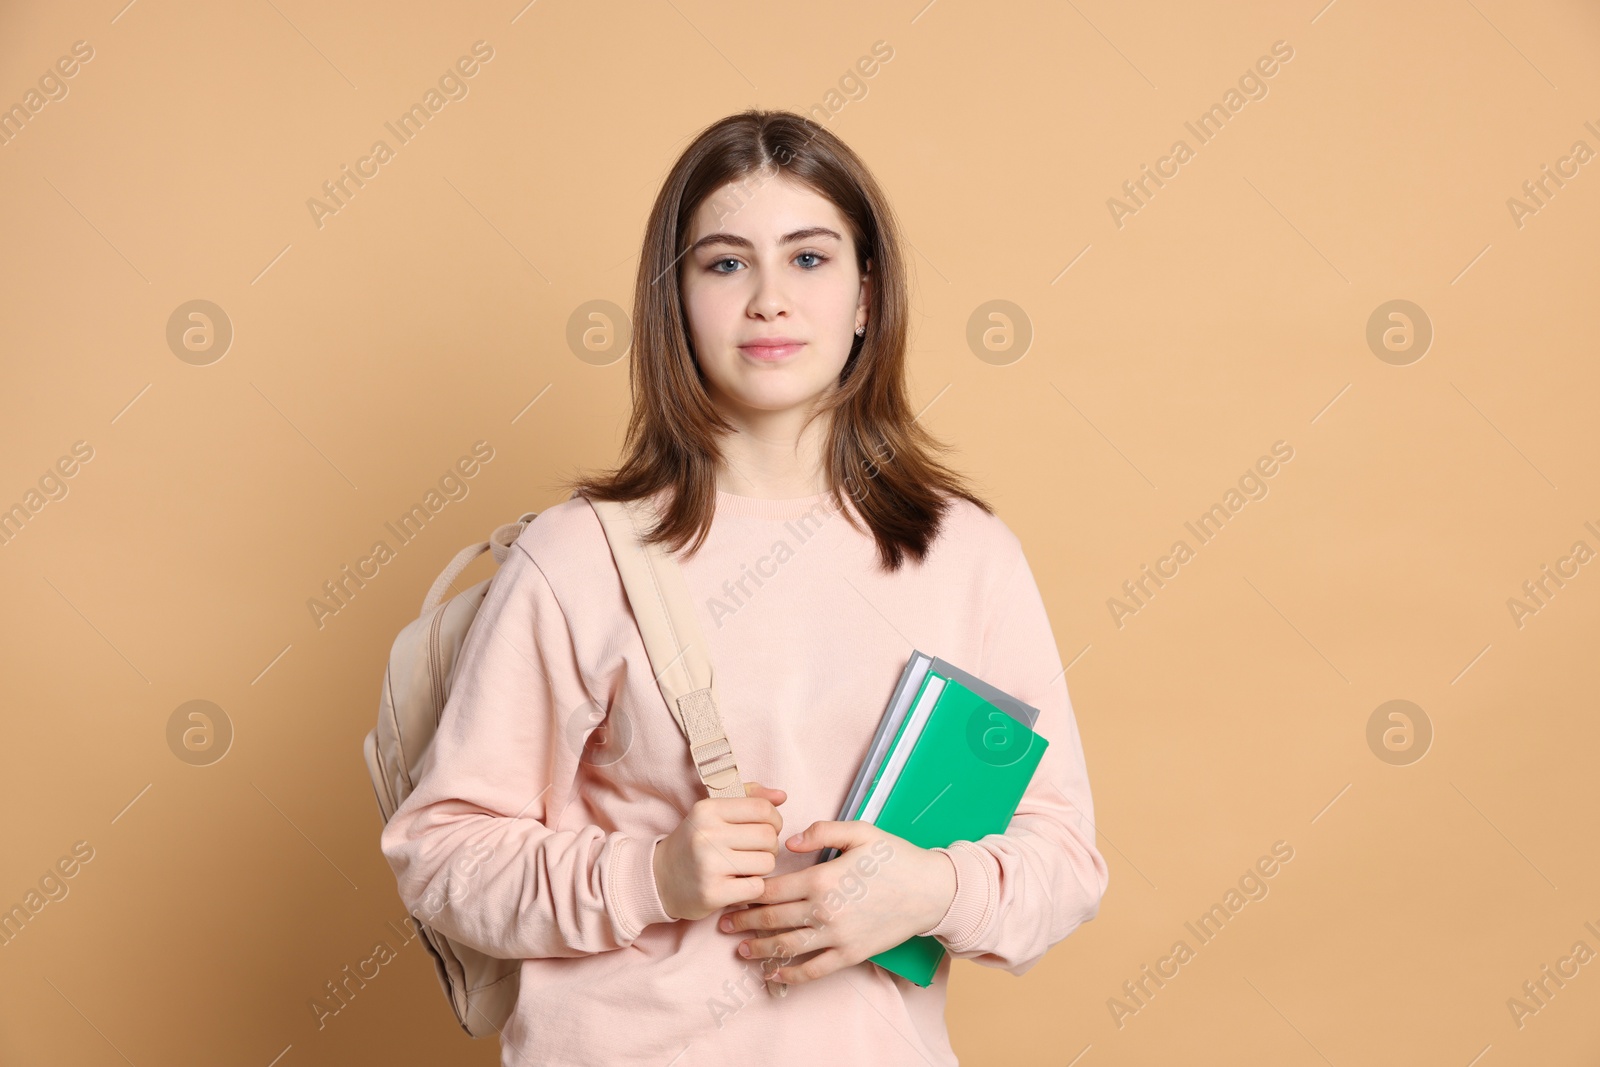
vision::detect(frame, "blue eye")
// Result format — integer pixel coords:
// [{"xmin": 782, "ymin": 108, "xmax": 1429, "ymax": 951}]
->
[{"xmin": 707, "ymin": 251, "xmax": 827, "ymax": 274}]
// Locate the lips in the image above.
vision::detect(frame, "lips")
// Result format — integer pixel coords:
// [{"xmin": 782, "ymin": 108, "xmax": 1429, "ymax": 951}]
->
[{"xmin": 739, "ymin": 339, "xmax": 805, "ymax": 361}]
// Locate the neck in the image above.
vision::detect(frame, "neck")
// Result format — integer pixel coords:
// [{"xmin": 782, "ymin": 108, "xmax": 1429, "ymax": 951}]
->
[{"xmin": 712, "ymin": 400, "xmax": 832, "ymax": 499}]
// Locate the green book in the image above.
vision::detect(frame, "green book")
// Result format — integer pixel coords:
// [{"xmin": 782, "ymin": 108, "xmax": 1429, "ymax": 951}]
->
[{"xmin": 848, "ymin": 667, "xmax": 1050, "ymax": 986}]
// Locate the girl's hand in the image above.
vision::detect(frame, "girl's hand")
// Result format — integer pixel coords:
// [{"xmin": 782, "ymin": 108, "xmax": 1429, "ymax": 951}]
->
[
  {"xmin": 717, "ymin": 821, "xmax": 957, "ymax": 986},
  {"xmin": 652, "ymin": 782, "xmax": 787, "ymax": 922}
]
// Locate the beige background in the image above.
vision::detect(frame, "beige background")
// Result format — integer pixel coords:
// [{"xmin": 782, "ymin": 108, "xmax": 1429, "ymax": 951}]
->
[{"xmin": 2, "ymin": 0, "xmax": 1597, "ymax": 1063}]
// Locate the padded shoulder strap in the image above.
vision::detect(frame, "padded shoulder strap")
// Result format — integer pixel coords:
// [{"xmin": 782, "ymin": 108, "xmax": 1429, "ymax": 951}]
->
[
  {"xmin": 587, "ymin": 495, "xmax": 787, "ymax": 999},
  {"xmin": 587, "ymin": 495, "xmax": 744, "ymax": 799}
]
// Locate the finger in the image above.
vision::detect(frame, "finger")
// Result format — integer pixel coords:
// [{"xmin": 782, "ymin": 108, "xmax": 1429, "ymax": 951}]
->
[
  {"xmin": 720, "ymin": 900, "xmax": 817, "ymax": 934},
  {"xmin": 768, "ymin": 946, "xmax": 848, "ymax": 987},
  {"xmin": 717, "ymin": 796, "xmax": 788, "ymax": 831},
  {"xmin": 717, "ymin": 845, "xmax": 781, "ymax": 879},
  {"xmin": 741, "ymin": 923, "xmax": 829, "ymax": 965},
  {"xmin": 685, "ymin": 824, "xmax": 778, "ymax": 878},
  {"xmin": 705, "ymin": 821, "xmax": 780, "ymax": 853},
  {"xmin": 743, "ymin": 781, "xmax": 788, "ymax": 803},
  {"xmin": 740, "ymin": 784, "xmax": 788, "ymax": 828},
  {"xmin": 740, "ymin": 868, "xmax": 811, "ymax": 905},
  {"xmin": 739, "ymin": 927, "xmax": 832, "ymax": 966},
  {"xmin": 785, "ymin": 820, "xmax": 865, "ymax": 854},
  {"xmin": 721, "ymin": 874, "xmax": 784, "ymax": 910}
]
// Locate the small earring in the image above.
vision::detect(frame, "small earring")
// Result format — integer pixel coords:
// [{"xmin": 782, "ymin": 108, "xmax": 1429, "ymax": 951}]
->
[{"xmin": 854, "ymin": 325, "xmax": 866, "ymax": 336}]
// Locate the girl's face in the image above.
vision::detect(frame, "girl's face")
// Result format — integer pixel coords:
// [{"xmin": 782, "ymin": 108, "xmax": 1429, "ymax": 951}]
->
[{"xmin": 679, "ymin": 173, "xmax": 870, "ymax": 422}]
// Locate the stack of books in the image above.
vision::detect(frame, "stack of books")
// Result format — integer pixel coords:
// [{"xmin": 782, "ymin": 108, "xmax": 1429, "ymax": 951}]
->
[{"xmin": 822, "ymin": 651, "xmax": 1050, "ymax": 986}]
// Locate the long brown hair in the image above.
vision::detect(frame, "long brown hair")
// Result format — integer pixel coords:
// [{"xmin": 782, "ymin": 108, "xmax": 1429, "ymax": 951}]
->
[{"xmin": 566, "ymin": 108, "xmax": 991, "ymax": 572}]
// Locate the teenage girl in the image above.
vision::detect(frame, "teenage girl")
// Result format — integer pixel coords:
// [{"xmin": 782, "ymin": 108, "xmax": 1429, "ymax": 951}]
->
[{"xmin": 382, "ymin": 109, "xmax": 1108, "ymax": 1066}]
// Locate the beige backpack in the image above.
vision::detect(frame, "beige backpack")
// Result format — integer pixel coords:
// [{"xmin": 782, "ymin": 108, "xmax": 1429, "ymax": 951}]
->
[{"xmin": 363, "ymin": 494, "xmax": 767, "ymax": 1040}]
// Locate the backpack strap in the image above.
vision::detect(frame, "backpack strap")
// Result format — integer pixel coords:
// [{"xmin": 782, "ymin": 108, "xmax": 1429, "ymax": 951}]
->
[
  {"xmin": 586, "ymin": 494, "xmax": 789, "ymax": 1000},
  {"xmin": 587, "ymin": 496, "xmax": 745, "ymax": 799},
  {"xmin": 420, "ymin": 512, "xmax": 538, "ymax": 615}
]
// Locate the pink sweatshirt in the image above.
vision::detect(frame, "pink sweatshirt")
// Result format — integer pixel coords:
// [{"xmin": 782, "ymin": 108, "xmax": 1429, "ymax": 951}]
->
[{"xmin": 379, "ymin": 486, "xmax": 1108, "ymax": 1066}]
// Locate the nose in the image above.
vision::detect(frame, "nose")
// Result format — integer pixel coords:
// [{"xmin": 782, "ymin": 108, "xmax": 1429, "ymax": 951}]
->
[{"xmin": 746, "ymin": 265, "xmax": 790, "ymax": 320}]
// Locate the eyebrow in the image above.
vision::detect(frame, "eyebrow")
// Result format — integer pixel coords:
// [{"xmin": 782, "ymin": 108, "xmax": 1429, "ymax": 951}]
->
[{"xmin": 686, "ymin": 226, "xmax": 843, "ymax": 255}]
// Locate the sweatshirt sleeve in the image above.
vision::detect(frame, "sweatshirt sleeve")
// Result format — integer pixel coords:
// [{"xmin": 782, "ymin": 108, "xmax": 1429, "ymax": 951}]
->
[
  {"xmin": 918, "ymin": 538, "xmax": 1109, "ymax": 975},
  {"xmin": 378, "ymin": 537, "xmax": 677, "ymax": 960}
]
